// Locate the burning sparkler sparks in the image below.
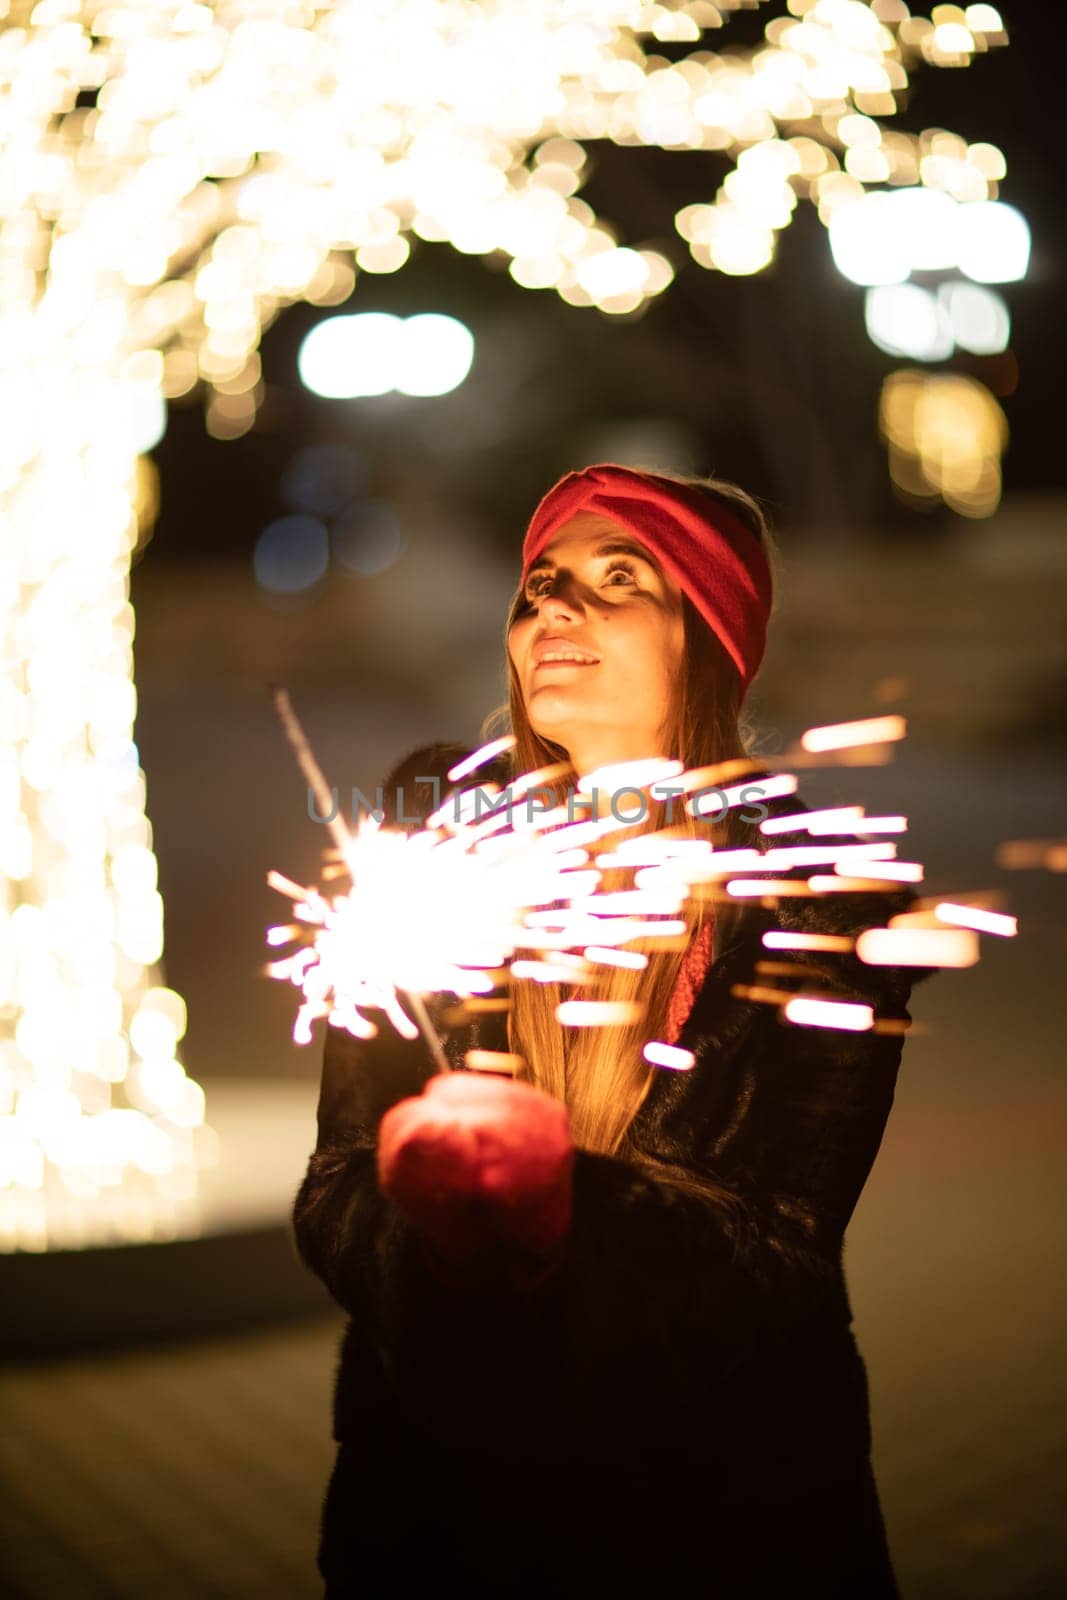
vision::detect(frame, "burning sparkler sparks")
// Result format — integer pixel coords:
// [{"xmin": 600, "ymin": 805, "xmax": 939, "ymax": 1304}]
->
[
  {"xmin": 266, "ymin": 708, "xmax": 1018, "ymax": 1073},
  {"xmin": 265, "ymin": 721, "xmax": 707, "ymax": 1056}
]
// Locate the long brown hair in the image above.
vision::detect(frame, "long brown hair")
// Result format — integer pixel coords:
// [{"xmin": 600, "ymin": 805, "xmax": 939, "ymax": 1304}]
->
[{"xmin": 481, "ymin": 470, "xmax": 782, "ymax": 1202}]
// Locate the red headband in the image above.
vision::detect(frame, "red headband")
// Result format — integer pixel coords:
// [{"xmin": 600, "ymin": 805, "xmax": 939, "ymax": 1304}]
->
[{"xmin": 521, "ymin": 463, "xmax": 773, "ymax": 694}]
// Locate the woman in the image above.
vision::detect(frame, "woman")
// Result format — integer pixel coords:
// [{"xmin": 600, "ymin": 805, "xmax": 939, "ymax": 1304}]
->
[{"xmin": 292, "ymin": 463, "xmax": 933, "ymax": 1597}]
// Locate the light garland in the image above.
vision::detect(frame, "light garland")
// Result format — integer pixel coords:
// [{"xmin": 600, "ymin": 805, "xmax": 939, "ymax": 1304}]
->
[{"xmin": 0, "ymin": 0, "xmax": 1017, "ymax": 1250}]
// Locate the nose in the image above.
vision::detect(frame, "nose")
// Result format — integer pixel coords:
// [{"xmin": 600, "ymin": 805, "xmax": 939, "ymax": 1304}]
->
[{"xmin": 536, "ymin": 569, "xmax": 585, "ymax": 621}]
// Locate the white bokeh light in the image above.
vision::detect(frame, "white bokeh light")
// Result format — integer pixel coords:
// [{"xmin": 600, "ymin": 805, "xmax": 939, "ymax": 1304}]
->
[
  {"xmin": 956, "ymin": 202, "xmax": 1031, "ymax": 284},
  {"xmin": 939, "ymin": 282, "xmax": 1010, "ymax": 355},
  {"xmin": 828, "ymin": 194, "xmax": 912, "ymax": 287},
  {"xmin": 298, "ymin": 313, "xmax": 474, "ymax": 399},
  {"xmin": 865, "ymin": 285, "xmax": 954, "ymax": 362},
  {"xmin": 574, "ymin": 248, "xmax": 649, "ymax": 301},
  {"xmin": 830, "ymin": 189, "xmax": 1031, "ymax": 290},
  {"xmin": 298, "ymin": 313, "xmax": 402, "ymax": 399},
  {"xmin": 394, "ymin": 314, "xmax": 474, "ymax": 397},
  {"xmin": 881, "ymin": 188, "xmax": 960, "ymax": 272},
  {"xmin": 131, "ymin": 388, "xmax": 168, "ymax": 456}
]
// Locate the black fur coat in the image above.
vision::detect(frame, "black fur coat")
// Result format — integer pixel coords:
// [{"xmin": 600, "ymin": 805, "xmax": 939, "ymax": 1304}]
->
[{"xmin": 291, "ymin": 748, "xmax": 936, "ymax": 1597}]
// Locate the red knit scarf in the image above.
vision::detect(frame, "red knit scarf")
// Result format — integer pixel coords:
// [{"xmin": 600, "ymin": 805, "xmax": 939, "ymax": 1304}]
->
[{"xmin": 663, "ymin": 919, "xmax": 714, "ymax": 1046}]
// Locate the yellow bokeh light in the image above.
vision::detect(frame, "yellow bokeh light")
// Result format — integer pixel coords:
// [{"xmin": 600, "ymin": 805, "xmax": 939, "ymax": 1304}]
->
[{"xmin": 880, "ymin": 369, "xmax": 1008, "ymax": 518}]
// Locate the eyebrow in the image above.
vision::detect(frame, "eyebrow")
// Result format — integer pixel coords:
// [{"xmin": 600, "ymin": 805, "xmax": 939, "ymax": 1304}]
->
[{"xmin": 526, "ymin": 538, "xmax": 659, "ymax": 576}]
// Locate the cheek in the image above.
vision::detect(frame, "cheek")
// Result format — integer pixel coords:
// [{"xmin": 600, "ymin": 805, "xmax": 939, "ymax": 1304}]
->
[
  {"xmin": 507, "ymin": 619, "xmax": 532, "ymax": 668},
  {"xmin": 667, "ymin": 612, "xmax": 686, "ymax": 672},
  {"xmin": 627, "ymin": 621, "xmax": 681, "ymax": 726},
  {"xmin": 617, "ymin": 611, "xmax": 683, "ymax": 688}
]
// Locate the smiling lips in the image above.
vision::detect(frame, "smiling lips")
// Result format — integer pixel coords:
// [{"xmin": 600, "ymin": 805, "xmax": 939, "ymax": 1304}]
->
[{"xmin": 532, "ymin": 636, "xmax": 600, "ymax": 669}]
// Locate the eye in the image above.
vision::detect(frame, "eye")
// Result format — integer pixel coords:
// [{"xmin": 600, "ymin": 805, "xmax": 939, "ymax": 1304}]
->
[
  {"xmin": 522, "ymin": 572, "xmax": 554, "ymax": 602},
  {"xmin": 603, "ymin": 558, "xmax": 638, "ymax": 587}
]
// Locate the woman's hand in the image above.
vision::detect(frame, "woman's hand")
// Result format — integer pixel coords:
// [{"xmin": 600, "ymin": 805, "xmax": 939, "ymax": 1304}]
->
[{"xmin": 377, "ymin": 1073, "xmax": 574, "ymax": 1270}]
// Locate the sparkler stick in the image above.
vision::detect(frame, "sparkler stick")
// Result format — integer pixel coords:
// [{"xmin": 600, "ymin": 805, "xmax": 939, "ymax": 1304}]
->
[
  {"xmin": 403, "ymin": 990, "xmax": 453, "ymax": 1076},
  {"xmin": 271, "ymin": 684, "xmax": 351, "ymax": 858},
  {"xmin": 270, "ymin": 685, "xmax": 454, "ymax": 1074}
]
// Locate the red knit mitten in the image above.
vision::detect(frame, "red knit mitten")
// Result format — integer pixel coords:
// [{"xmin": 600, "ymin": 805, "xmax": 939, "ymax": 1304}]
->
[{"xmin": 378, "ymin": 1074, "xmax": 574, "ymax": 1270}]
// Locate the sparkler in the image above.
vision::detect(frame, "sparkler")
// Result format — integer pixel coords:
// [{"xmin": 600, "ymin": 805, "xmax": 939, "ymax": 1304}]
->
[
  {"xmin": 266, "ymin": 695, "xmax": 699, "ymax": 1066},
  {"xmin": 269, "ymin": 687, "xmax": 460, "ymax": 1074},
  {"xmin": 266, "ymin": 702, "xmax": 1016, "ymax": 1073}
]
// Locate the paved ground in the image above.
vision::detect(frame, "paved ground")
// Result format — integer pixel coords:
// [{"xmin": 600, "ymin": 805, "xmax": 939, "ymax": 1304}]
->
[{"xmin": 0, "ymin": 1315, "xmax": 342, "ymax": 1600}]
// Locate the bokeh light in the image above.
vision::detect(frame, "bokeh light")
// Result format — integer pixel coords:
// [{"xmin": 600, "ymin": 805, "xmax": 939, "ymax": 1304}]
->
[
  {"xmin": 829, "ymin": 194, "xmax": 912, "ymax": 286},
  {"xmin": 939, "ymin": 282, "xmax": 1010, "ymax": 355},
  {"xmin": 298, "ymin": 314, "xmax": 402, "ymax": 399},
  {"xmin": 394, "ymin": 314, "xmax": 475, "ymax": 397},
  {"xmin": 332, "ymin": 501, "xmax": 406, "ymax": 576},
  {"xmin": 280, "ymin": 443, "xmax": 364, "ymax": 517},
  {"xmin": 865, "ymin": 285, "xmax": 954, "ymax": 361},
  {"xmin": 880, "ymin": 368, "xmax": 1008, "ymax": 517},
  {"xmin": 955, "ymin": 201, "xmax": 1031, "ymax": 283},
  {"xmin": 829, "ymin": 188, "xmax": 1030, "ymax": 288},
  {"xmin": 866, "ymin": 281, "xmax": 1011, "ymax": 362},
  {"xmin": 881, "ymin": 187, "xmax": 961, "ymax": 272},
  {"xmin": 298, "ymin": 313, "xmax": 474, "ymax": 399},
  {"xmin": 253, "ymin": 514, "xmax": 330, "ymax": 594}
]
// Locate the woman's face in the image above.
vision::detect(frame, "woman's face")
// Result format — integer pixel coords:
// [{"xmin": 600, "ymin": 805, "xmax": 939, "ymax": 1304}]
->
[{"xmin": 507, "ymin": 513, "xmax": 686, "ymax": 776}]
